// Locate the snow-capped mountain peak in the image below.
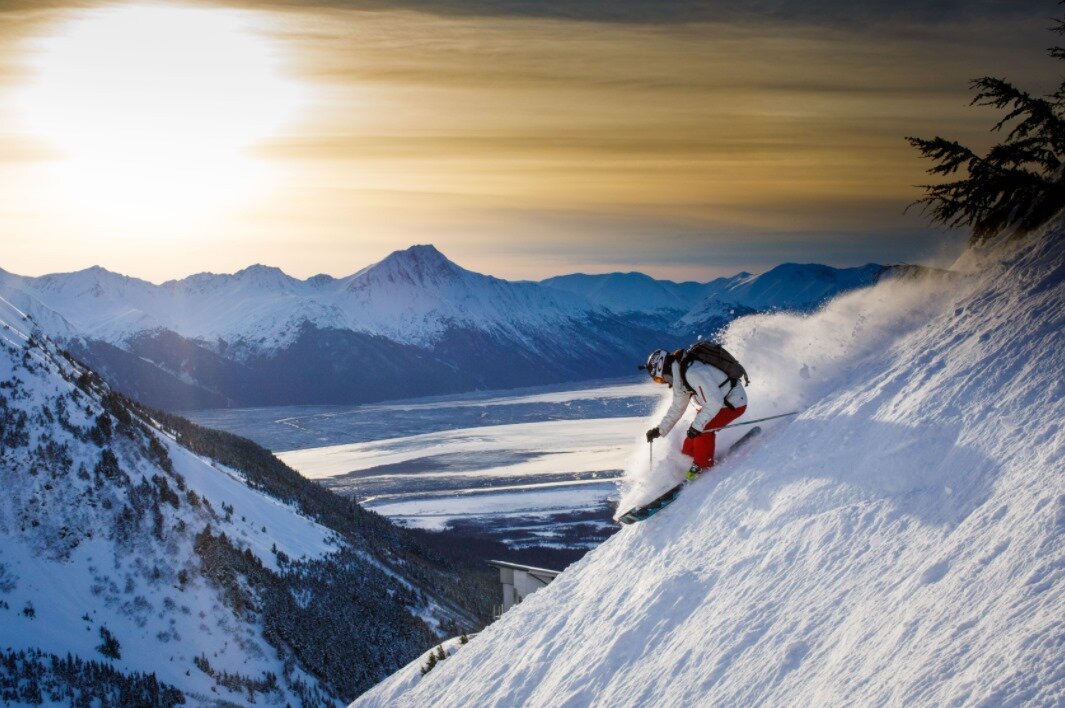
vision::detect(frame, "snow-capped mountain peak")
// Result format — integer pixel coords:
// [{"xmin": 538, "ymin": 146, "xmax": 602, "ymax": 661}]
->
[
  {"xmin": 332, "ymin": 244, "xmax": 597, "ymax": 346},
  {"xmin": 166, "ymin": 264, "xmax": 302, "ymax": 296},
  {"xmin": 306, "ymin": 273, "xmax": 337, "ymax": 287},
  {"xmin": 346, "ymin": 244, "xmax": 464, "ymax": 291},
  {"xmin": 234, "ymin": 263, "xmax": 296, "ymax": 283},
  {"xmin": 31, "ymin": 265, "xmax": 153, "ymax": 298}
]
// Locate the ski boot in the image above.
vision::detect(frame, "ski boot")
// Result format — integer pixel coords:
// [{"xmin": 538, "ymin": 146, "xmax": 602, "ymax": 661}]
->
[{"xmin": 686, "ymin": 464, "xmax": 704, "ymax": 481}]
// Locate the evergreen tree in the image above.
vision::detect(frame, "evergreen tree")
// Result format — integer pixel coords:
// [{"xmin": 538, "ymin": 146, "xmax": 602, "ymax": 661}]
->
[
  {"xmin": 908, "ymin": 8, "xmax": 1065, "ymax": 243},
  {"xmin": 96, "ymin": 627, "xmax": 121, "ymax": 660}
]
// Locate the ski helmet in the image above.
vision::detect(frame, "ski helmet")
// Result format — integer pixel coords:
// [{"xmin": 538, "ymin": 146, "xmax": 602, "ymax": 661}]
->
[{"xmin": 643, "ymin": 349, "xmax": 669, "ymax": 383}]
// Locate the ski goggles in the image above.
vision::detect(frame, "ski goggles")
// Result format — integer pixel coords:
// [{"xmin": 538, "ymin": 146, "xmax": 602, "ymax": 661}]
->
[{"xmin": 639, "ymin": 364, "xmax": 666, "ymax": 384}]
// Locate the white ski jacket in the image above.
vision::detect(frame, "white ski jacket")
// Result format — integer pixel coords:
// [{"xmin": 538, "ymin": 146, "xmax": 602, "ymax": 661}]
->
[{"xmin": 655, "ymin": 359, "xmax": 748, "ymax": 435}]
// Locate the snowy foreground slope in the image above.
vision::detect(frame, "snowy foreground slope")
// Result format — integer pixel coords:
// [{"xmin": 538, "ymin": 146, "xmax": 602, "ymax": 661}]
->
[
  {"xmin": 357, "ymin": 222, "xmax": 1064, "ymax": 706},
  {"xmin": 0, "ymin": 299, "xmax": 490, "ymax": 704}
]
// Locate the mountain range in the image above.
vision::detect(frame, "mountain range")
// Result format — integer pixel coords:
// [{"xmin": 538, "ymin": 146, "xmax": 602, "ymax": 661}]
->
[{"xmin": 0, "ymin": 247, "xmax": 924, "ymax": 409}]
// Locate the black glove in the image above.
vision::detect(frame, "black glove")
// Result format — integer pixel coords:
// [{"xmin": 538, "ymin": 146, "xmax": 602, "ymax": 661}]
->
[
  {"xmin": 686, "ymin": 426, "xmax": 702, "ymax": 439},
  {"xmin": 645, "ymin": 427, "xmax": 661, "ymax": 443}
]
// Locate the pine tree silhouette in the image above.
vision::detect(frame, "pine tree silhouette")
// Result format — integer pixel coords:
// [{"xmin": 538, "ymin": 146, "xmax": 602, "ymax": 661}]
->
[{"xmin": 908, "ymin": 7, "xmax": 1065, "ymax": 244}]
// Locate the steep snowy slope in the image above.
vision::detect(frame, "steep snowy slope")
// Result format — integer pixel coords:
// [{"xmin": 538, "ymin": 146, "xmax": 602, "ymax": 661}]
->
[
  {"xmin": 0, "ymin": 278, "xmax": 79, "ymax": 342},
  {"xmin": 356, "ymin": 221, "xmax": 1064, "ymax": 706},
  {"xmin": 0, "ymin": 301, "xmax": 494, "ymax": 704}
]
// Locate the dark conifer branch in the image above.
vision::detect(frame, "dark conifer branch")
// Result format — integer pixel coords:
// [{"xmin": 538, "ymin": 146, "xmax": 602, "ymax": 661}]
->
[{"xmin": 908, "ymin": 10, "xmax": 1065, "ymax": 244}]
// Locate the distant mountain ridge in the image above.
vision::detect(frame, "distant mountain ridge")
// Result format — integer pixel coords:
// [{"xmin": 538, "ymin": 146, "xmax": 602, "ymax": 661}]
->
[
  {"xmin": 542, "ymin": 262, "xmax": 886, "ymax": 316},
  {"xmin": 0, "ymin": 247, "xmax": 929, "ymax": 409},
  {"xmin": 540, "ymin": 271, "xmax": 710, "ymax": 314}
]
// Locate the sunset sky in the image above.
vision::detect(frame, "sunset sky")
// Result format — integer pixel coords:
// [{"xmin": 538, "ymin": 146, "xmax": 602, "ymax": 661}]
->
[{"xmin": 0, "ymin": 0, "xmax": 1058, "ymax": 282}]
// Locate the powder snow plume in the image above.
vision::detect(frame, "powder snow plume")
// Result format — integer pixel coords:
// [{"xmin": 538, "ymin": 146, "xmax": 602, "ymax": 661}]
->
[{"xmin": 615, "ymin": 268, "xmax": 966, "ymax": 514}]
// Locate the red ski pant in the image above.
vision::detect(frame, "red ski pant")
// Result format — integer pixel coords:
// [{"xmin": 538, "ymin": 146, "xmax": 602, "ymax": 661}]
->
[{"xmin": 681, "ymin": 405, "xmax": 747, "ymax": 469}]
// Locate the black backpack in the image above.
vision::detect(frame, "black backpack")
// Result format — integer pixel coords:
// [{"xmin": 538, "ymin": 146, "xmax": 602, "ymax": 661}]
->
[{"xmin": 680, "ymin": 341, "xmax": 750, "ymax": 397}]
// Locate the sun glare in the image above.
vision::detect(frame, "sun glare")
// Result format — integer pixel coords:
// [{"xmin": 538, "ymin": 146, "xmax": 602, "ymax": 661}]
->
[{"xmin": 14, "ymin": 3, "xmax": 306, "ymax": 227}]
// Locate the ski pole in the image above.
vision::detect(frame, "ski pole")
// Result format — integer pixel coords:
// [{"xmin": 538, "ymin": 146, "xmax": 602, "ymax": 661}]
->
[
  {"xmin": 709, "ymin": 410, "xmax": 800, "ymax": 432},
  {"xmin": 649, "ymin": 438, "xmax": 653, "ymax": 469}
]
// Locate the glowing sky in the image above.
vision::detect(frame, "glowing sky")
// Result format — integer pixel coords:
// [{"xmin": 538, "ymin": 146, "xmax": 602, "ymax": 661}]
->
[{"xmin": 0, "ymin": 0, "xmax": 1058, "ymax": 281}]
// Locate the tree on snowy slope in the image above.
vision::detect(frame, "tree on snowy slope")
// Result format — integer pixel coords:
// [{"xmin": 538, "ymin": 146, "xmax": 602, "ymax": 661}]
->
[{"xmin": 908, "ymin": 10, "xmax": 1065, "ymax": 243}]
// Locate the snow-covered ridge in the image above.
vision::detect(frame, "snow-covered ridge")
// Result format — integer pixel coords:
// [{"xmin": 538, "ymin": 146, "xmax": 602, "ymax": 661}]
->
[
  {"xmin": 355, "ymin": 220, "xmax": 1063, "ymax": 706},
  {"xmin": 541, "ymin": 262, "xmax": 890, "ymax": 317},
  {"xmin": 0, "ymin": 298, "xmax": 336, "ymax": 701},
  {"xmin": 0, "ymin": 302, "xmax": 490, "ymax": 703},
  {"xmin": 540, "ymin": 271, "xmax": 710, "ymax": 314}
]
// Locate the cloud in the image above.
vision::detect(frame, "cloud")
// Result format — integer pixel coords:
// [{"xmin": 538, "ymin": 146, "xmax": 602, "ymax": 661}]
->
[
  {"xmin": 238, "ymin": 0, "xmax": 1054, "ymax": 27},
  {"xmin": 0, "ymin": 0, "xmax": 1053, "ymax": 25}
]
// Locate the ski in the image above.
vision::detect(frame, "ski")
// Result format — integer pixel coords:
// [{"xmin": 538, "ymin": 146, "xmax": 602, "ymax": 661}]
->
[{"xmin": 616, "ymin": 426, "xmax": 762, "ymax": 525}]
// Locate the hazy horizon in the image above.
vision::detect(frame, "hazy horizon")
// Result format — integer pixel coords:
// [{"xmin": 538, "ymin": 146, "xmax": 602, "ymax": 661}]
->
[{"xmin": 1, "ymin": 240, "xmax": 899, "ymax": 286}]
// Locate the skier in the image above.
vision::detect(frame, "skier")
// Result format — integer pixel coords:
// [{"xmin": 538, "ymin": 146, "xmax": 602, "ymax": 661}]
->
[{"xmin": 642, "ymin": 346, "xmax": 748, "ymax": 480}]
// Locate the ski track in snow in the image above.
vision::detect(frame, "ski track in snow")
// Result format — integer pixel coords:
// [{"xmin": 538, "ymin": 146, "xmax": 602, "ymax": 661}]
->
[{"xmin": 355, "ymin": 221, "xmax": 1065, "ymax": 707}]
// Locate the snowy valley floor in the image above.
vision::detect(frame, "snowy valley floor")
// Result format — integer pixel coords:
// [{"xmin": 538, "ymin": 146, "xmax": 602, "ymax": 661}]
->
[{"xmin": 189, "ymin": 380, "xmax": 658, "ymax": 553}]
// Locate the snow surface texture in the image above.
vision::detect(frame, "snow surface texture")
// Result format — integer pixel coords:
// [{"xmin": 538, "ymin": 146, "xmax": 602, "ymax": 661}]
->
[
  {"xmin": 356, "ymin": 221, "xmax": 1064, "ymax": 706},
  {"xmin": 365, "ymin": 635, "xmax": 471, "ymax": 698}
]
